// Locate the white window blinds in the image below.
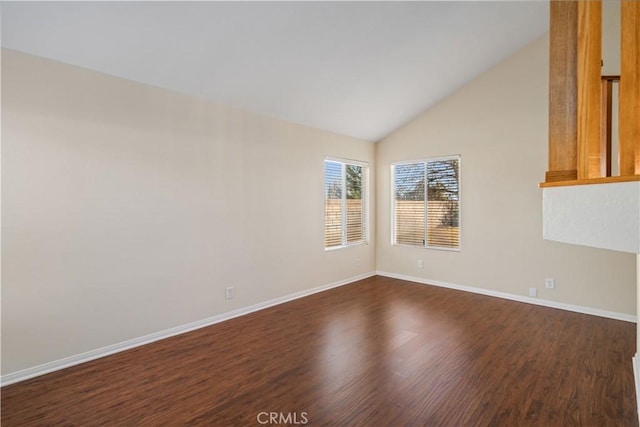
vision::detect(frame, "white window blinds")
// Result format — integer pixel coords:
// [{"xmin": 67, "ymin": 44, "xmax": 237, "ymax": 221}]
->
[
  {"xmin": 392, "ymin": 156, "xmax": 460, "ymax": 250},
  {"xmin": 325, "ymin": 159, "xmax": 368, "ymax": 249}
]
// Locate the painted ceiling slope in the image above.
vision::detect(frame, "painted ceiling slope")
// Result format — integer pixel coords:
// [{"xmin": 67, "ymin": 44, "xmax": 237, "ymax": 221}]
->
[{"xmin": 1, "ymin": 1, "xmax": 548, "ymax": 142}]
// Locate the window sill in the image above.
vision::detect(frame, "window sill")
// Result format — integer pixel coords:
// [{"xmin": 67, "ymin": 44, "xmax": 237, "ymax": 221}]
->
[
  {"xmin": 325, "ymin": 241, "xmax": 368, "ymax": 252},
  {"xmin": 392, "ymin": 243, "xmax": 460, "ymax": 252}
]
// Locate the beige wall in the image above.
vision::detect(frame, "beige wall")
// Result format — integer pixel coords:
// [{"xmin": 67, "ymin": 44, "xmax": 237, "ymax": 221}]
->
[
  {"xmin": 3, "ymin": 27, "xmax": 637, "ymax": 378},
  {"xmin": 1, "ymin": 49, "xmax": 375, "ymax": 374},
  {"xmin": 376, "ymin": 34, "xmax": 636, "ymax": 315},
  {"xmin": 602, "ymin": 0, "xmax": 621, "ymax": 76}
]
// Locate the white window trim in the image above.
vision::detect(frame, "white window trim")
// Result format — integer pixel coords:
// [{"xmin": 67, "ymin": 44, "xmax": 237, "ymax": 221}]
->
[
  {"xmin": 324, "ymin": 156, "xmax": 370, "ymax": 251},
  {"xmin": 390, "ymin": 155, "xmax": 461, "ymax": 252}
]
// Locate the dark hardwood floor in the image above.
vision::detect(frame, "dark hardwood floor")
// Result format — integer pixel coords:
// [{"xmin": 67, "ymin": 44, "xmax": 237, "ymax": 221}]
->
[{"xmin": 2, "ymin": 276, "xmax": 637, "ymax": 426}]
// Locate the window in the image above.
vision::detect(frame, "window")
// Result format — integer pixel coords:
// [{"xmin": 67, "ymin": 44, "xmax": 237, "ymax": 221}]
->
[
  {"xmin": 392, "ymin": 156, "xmax": 460, "ymax": 250},
  {"xmin": 324, "ymin": 158, "xmax": 368, "ymax": 249}
]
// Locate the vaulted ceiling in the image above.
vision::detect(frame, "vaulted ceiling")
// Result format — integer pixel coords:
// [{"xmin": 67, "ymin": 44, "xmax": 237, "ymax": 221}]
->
[{"xmin": 1, "ymin": 1, "xmax": 548, "ymax": 141}]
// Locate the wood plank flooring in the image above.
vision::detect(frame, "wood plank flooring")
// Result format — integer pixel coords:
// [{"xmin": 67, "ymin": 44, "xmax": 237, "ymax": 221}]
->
[{"xmin": 2, "ymin": 276, "xmax": 637, "ymax": 426}]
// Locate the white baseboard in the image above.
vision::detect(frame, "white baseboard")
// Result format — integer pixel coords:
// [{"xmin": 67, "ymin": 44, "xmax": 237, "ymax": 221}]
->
[
  {"xmin": 1, "ymin": 271, "xmax": 376, "ymax": 387},
  {"xmin": 634, "ymin": 354, "xmax": 640, "ymax": 424},
  {"xmin": 376, "ymin": 271, "xmax": 637, "ymax": 323}
]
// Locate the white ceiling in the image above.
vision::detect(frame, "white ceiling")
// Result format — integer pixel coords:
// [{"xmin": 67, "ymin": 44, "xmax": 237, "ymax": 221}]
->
[{"xmin": 1, "ymin": 1, "xmax": 549, "ymax": 142}]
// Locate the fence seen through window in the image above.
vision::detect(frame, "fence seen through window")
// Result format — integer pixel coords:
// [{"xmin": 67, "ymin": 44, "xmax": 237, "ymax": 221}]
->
[
  {"xmin": 393, "ymin": 156, "xmax": 460, "ymax": 249},
  {"xmin": 325, "ymin": 159, "xmax": 367, "ymax": 249}
]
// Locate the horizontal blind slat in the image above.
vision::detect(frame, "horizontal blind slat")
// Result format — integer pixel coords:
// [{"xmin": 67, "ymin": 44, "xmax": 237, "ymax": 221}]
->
[
  {"xmin": 426, "ymin": 159, "xmax": 459, "ymax": 249},
  {"xmin": 393, "ymin": 163, "xmax": 425, "ymax": 247},
  {"xmin": 325, "ymin": 160, "xmax": 367, "ymax": 248},
  {"xmin": 393, "ymin": 158, "xmax": 460, "ymax": 249},
  {"xmin": 325, "ymin": 161, "xmax": 343, "ymax": 247}
]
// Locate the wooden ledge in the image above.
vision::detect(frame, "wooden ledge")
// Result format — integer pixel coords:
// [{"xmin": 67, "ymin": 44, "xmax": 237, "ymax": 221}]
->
[{"xmin": 539, "ymin": 175, "xmax": 640, "ymax": 188}]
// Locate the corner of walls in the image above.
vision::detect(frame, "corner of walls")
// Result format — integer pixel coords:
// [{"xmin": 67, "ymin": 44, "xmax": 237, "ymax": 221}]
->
[
  {"xmin": 637, "ymin": 254, "xmax": 640, "ymax": 423},
  {"xmin": 374, "ymin": 33, "xmax": 636, "ymax": 318},
  {"xmin": 634, "ymin": 352, "xmax": 640, "ymax": 423},
  {"xmin": 637, "ymin": 254, "xmax": 640, "ymax": 353}
]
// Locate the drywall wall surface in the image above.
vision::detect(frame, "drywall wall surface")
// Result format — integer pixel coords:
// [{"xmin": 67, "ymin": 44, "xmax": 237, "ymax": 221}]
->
[
  {"xmin": 602, "ymin": 0, "xmax": 621, "ymax": 76},
  {"xmin": 543, "ymin": 182, "xmax": 640, "ymax": 254},
  {"xmin": 375, "ymin": 33, "xmax": 636, "ymax": 316},
  {"xmin": 1, "ymin": 49, "xmax": 375, "ymax": 374}
]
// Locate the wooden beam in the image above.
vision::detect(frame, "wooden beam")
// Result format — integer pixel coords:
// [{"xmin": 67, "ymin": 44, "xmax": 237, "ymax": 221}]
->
[
  {"xmin": 577, "ymin": 0, "xmax": 602, "ymax": 179},
  {"xmin": 619, "ymin": 0, "xmax": 640, "ymax": 176},
  {"xmin": 547, "ymin": 1, "xmax": 578, "ymax": 183}
]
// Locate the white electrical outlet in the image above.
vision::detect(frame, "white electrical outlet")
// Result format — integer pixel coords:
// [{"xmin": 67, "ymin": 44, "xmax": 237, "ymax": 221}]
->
[
  {"xmin": 545, "ymin": 278, "xmax": 555, "ymax": 289},
  {"xmin": 225, "ymin": 287, "xmax": 234, "ymax": 300},
  {"xmin": 529, "ymin": 288, "xmax": 537, "ymax": 297},
  {"xmin": 417, "ymin": 259, "xmax": 424, "ymax": 269}
]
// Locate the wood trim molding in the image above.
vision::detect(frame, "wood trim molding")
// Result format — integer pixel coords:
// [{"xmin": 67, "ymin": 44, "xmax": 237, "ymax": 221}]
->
[
  {"xmin": 539, "ymin": 174, "xmax": 640, "ymax": 188},
  {"xmin": 545, "ymin": 169, "xmax": 578, "ymax": 183},
  {"xmin": 620, "ymin": 0, "xmax": 640, "ymax": 176}
]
